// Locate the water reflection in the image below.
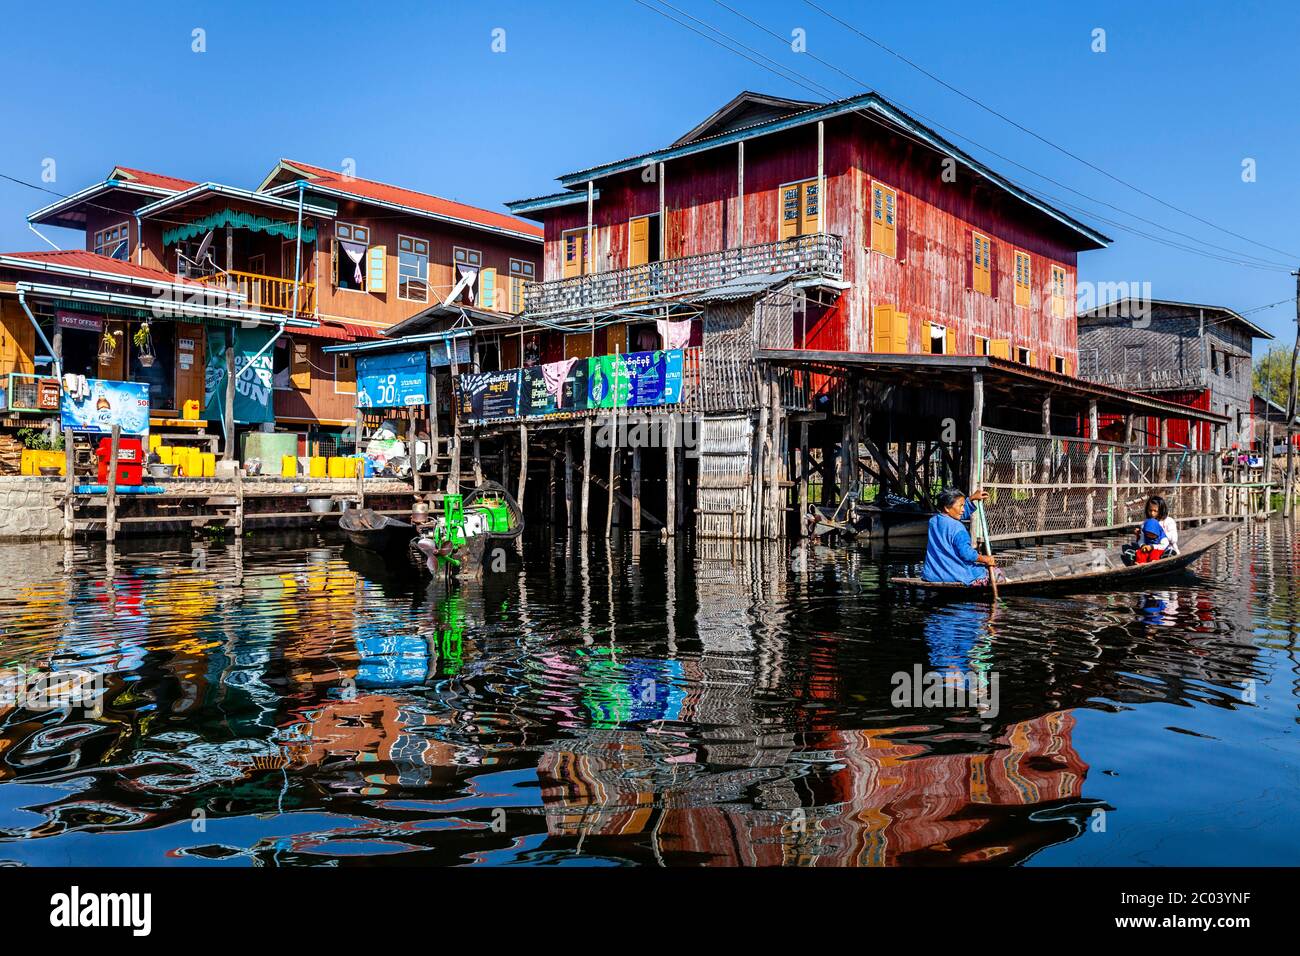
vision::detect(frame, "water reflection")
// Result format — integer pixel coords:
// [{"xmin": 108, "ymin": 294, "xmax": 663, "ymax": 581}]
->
[{"xmin": 0, "ymin": 520, "xmax": 1296, "ymax": 866}]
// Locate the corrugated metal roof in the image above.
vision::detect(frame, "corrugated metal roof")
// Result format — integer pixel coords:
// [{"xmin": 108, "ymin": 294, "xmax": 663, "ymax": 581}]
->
[{"xmin": 691, "ymin": 270, "xmax": 796, "ymax": 303}]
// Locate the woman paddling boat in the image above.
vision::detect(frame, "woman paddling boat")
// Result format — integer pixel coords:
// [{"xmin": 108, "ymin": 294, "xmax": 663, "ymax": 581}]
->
[{"xmin": 921, "ymin": 487, "xmax": 1003, "ymax": 587}]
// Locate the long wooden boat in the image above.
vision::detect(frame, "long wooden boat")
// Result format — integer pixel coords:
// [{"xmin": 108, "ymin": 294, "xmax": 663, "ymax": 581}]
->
[
  {"xmin": 338, "ymin": 507, "xmax": 418, "ymax": 555},
  {"xmin": 890, "ymin": 519, "xmax": 1239, "ymax": 593}
]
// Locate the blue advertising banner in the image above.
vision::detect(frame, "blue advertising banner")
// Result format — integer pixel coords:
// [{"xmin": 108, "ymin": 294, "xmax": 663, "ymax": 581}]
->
[
  {"xmin": 61, "ymin": 379, "xmax": 151, "ymax": 436},
  {"xmin": 204, "ymin": 327, "xmax": 275, "ymax": 424},
  {"xmin": 356, "ymin": 350, "xmax": 429, "ymax": 408}
]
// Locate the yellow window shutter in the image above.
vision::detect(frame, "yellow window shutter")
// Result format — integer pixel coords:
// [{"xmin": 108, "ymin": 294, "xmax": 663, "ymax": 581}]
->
[
  {"xmin": 923, "ymin": 321, "xmax": 933, "ymax": 352},
  {"xmin": 991, "ymin": 338, "xmax": 1010, "ymax": 359},
  {"xmin": 629, "ymin": 216, "xmax": 650, "ymax": 267},
  {"xmin": 480, "ymin": 268, "xmax": 496, "ymax": 309},
  {"xmin": 367, "ymin": 245, "xmax": 386, "ymax": 293},
  {"xmin": 946, "ymin": 326, "xmax": 957, "ymax": 355},
  {"xmin": 291, "ymin": 339, "xmax": 311, "ymax": 390},
  {"xmin": 562, "ymin": 233, "xmax": 583, "ymax": 278},
  {"xmin": 892, "ymin": 311, "xmax": 909, "ymax": 353},
  {"xmin": 802, "ymin": 180, "xmax": 820, "ymax": 235},
  {"xmin": 872, "ymin": 304, "xmax": 893, "ymax": 352},
  {"xmin": 780, "ymin": 183, "xmax": 801, "ymax": 240}
]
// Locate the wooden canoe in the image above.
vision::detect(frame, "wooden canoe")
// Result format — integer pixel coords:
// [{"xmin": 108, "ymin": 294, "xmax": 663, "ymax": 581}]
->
[
  {"xmin": 890, "ymin": 519, "xmax": 1240, "ymax": 593},
  {"xmin": 339, "ymin": 507, "xmax": 418, "ymax": 555}
]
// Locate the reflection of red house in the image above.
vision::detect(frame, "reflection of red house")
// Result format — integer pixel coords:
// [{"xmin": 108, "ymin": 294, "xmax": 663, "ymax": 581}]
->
[{"xmin": 536, "ymin": 711, "xmax": 1088, "ymax": 866}]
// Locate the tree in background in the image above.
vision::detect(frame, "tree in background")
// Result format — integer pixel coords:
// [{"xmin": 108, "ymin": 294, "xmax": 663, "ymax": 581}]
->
[{"xmin": 1253, "ymin": 345, "xmax": 1294, "ymax": 406}]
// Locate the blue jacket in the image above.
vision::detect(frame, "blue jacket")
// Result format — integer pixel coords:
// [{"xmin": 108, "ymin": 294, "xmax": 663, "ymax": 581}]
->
[{"xmin": 922, "ymin": 500, "xmax": 985, "ymax": 584}]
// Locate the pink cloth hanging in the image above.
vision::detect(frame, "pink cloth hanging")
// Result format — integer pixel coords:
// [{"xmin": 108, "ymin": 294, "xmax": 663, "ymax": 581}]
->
[
  {"xmin": 656, "ymin": 319, "xmax": 691, "ymax": 349},
  {"xmin": 542, "ymin": 357, "xmax": 579, "ymax": 407}
]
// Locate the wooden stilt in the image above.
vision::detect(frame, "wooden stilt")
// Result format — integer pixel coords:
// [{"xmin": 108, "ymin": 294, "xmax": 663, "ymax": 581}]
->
[
  {"xmin": 473, "ymin": 433, "xmax": 482, "ymax": 486},
  {"xmin": 581, "ymin": 417, "xmax": 592, "ymax": 534},
  {"xmin": 234, "ymin": 460, "xmax": 244, "ymax": 536},
  {"xmin": 665, "ymin": 413, "xmax": 676, "ymax": 537},
  {"xmin": 105, "ymin": 425, "xmax": 120, "ymax": 544},
  {"xmin": 606, "ymin": 422, "xmax": 617, "ymax": 538},
  {"xmin": 408, "ymin": 406, "xmax": 420, "ymax": 493},
  {"xmin": 631, "ymin": 443, "xmax": 642, "ymax": 531},
  {"xmin": 799, "ymin": 419, "xmax": 809, "ymax": 537},
  {"xmin": 968, "ymin": 371, "xmax": 984, "ymax": 545},
  {"xmin": 517, "ymin": 423, "xmax": 528, "ymax": 513},
  {"xmin": 223, "ymin": 329, "xmax": 236, "ymax": 461},
  {"xmin": 548, "ymin": 454, "xmax": 558, "ymax": 525},
  {"xmin": 62, "ymin": 427, "xmax": 75, "ymax": 540},
  {"xmin": 768, "ymin": 375, "xmax": 782, "ymax": 538},
  {"xmin": 565, "ymin": 431, "xmax": 575, "ymax": 528}
]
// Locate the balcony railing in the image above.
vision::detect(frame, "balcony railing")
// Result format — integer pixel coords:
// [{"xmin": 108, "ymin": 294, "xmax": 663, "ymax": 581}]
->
[
  {"xmin": 193, "ymin": 270, "xmax": 316, "ymax": 317},
  {"xmin": 523, "ymin": 232, "xmax": 844, "ymax": 319},
  {"xmin": 1080, "ymin": 367, "xmax": 1210, "ymax": 392}
]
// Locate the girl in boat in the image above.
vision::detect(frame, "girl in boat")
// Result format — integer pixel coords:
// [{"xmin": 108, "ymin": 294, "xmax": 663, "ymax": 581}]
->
[
  {"xmin": 921, "ymin": 488, "xmax": 1000, "ymax": 585},
  {"xmin": 1123, "ymin": 495, "xmax": 1178, "ymax": 565}
]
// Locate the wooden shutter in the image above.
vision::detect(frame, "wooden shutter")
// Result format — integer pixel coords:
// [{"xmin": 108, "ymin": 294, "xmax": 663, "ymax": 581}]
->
[
  {"xmin": 291, "ymin": 339, "xmax": 311, "ymax": 390},
  {"xmin": 891, "ymin": 311, "xmax": 909, "ymax": 353},
  {"xmin": 872, "ymin": 304, "xmax": 894, "ymax": 353},
  {"xmin": 990, "ymin": 339, "xmax": 1010, "ymax": 359},
  {"xmin": 366, "ymin": 245, "xmax": 386, "ymax": 293},
  {"xmin": 629, "ymin": 216, "xmax": 650, "ymax": 267},
  {"xmin": 0, "ymin": 302, "xmax": 35, "ymax": 375},
  {"xmin": 1014, "ymin": 252, "xmax": 1031, "ymax": 307},
  {"xmin": 963, "ymin": 229, "xmax": 973, "ymax": 289},
  {"xmin": 972, "ymin": 234, "xmax": 991, "ymax": 295},
  {"xmin": 946, "ymin": 326, "xmax": 957, "ymax": 356},
  {"xmin": 562, "ymin": 232, "xmax": 584, "ymax": 278},
  {"xmin": 802, "ymin": 180, "xmax": 820, "ymax": 235},
  {"xmin": 480, "ymin": 268, "xmax": 496, "ymax": 309},
  {"xmin": 330, "ymin": 238, "xmax": 339, "ymax": 290},
  {"xmin": 780, "ymin": 183, "xmax": 801, "ymax": 240},
  {"xmin": 988, "ymin": 240, "xmax": 999, "ymax": 299}
]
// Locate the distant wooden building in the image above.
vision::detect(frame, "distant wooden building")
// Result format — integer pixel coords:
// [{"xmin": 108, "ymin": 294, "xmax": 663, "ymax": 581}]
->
[{"xmin": 1076, "ymin": 299, "xmax": 1272, "ymax": 450}]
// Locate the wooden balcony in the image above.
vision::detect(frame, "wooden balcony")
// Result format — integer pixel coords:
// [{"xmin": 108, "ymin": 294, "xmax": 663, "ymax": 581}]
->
[
  {"xmin": 193, "ymin": 270, "xmax": 316, "ymax": 317},
  {"xmin": 1080, "ymin": 367, "xmax": 1210, "ymax": 392},
  {"xmin": 523, "ymin": 232, "xmax": 844, "ymax": 320}
]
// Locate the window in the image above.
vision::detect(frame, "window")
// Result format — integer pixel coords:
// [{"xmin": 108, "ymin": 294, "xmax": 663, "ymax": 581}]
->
[
  {"xmin": 1053, "ymin": 355, "xmax": 1066, "ymax": 374},
  {"xmin": 870, "ymin": 182, "xmax": 897, "ymax": 257},
  {"xmin": 453, "ymin": 247, "xmax": 482, "ymax": 304},
  {"xmin": 397, "ymin": 236, "xmax": 429, "ymax": 302},
  {"xmin": 872, "ymin": 304, "xmax": 908, "ymax": 353},
  {"xmin": 928, "ymin": 323, "xmax": 953, "ymax": 355},
  {"xmin": 1079, "ymin": 347, "xmax": 1100, "ymax": 378},
  {"xmin": 1124, "ymin": 345, "xmax": 1146, "ymax": 377},
  {"xmin": 628, "ymin": 214, "xmax": 662, "ymax": 267},
  {"xmin": 974, "ymin": 335, "xmax": 991, "ymax": 356},
  {"xmin": 1050, "ymin": 265, "xmax": 1068, "ymax": 318},
  {"xmin": 1013, "ymin": 251, "xmax": 1031, "ymax": 307},
  {"xmin": 971, "ymin": 232, "xmax": 992, "ymax": 295},
  {"xmin": 1016, "ymin": 346, "xmax": 1032, "ymax": 364},
  {"xmin": 335, "ymin": 223, "xmax": 371, "ymax": 291},
  {"xmin": 508, "ymin": 258, "xmax": 535, "ymax": 314},
  {"xmin": 779, "ymin": 178, "xmax": 820, "ymax": 240},
  {"xmin": 94, "ymin": 223, "xmax": 130, "ymax": 260},
  {"xmin": 334, "ymin": 352, "xmax": 356, "ymax": 395},
  {"xmin": 561, "ymin": 229, "xmax": 587, "ymax": 279}
]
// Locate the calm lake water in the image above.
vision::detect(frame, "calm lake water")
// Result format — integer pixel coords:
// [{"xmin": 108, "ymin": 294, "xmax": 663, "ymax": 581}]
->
[{"xmin": 0, "ymin": 519, "xmax": 1296, "ymax": 867}]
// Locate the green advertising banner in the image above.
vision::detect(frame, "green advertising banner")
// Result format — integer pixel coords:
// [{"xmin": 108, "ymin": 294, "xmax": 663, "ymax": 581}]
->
[{"xmin": 204, "ymin": 326, "xmax": 276, "ymax": 424}]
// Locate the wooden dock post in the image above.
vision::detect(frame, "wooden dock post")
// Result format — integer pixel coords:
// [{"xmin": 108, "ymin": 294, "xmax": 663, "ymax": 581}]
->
[
  {"xmin": 473, "ymin": 433, "xmax": 483, "ymax": 486},
  {"xmin": 665, "ymin": 413, "xmax": 676, "ymax": 537},
  {"xmin": 233, "ymin": 460, "xmax": 245, "ymax": 536},
  {"xmin": 768, "ymin": 374, "xmax": 782, "ymax": 538},
  {"xmin": 1086, "ymin": 399, "xmax": 1099, "ymax": 529},
  {"xmin": 408, "ymin": 407, "xmax": 421, "ymax": 493},
  {"xmin": 105, "ymin": 425, "xmax": 120, "ymax": 544},
  {"xmin": 62, "ymin": 427, "xmax": 75, "ymax": 540},
  {"xmin": 517, "ymin": 423, "xmax": 528, "ymax": 513},
  {"xmin": 968, "ymin": 371, "xmax": 984, "ymax": 544},
  {"xmin": 798, "ymin": 419, "xmax": 809, "ymax": 536},
  {"xmin": 630, "ymin": 443, "xmax": 642, "ymax": 531},
  {"xmin": 548, "ymin": 453, "xmax": 558, "ymax": 525},
  {"xmin": 564, "ymin": 431, "xmax": 575, "ymax": 528},
  {"xmin": 223, "ymin": 330, "xmax": 236, "ymax": 461},
  {"xmin": 581, "ymin": 417, "xmax": 592, "ymax": 534},
  {"xmin": 606, "ymin": 422, "xmax": 617, "ymax": 538}
]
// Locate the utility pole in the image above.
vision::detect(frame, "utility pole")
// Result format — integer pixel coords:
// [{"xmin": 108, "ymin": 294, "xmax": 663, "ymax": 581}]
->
[{"xmin": 1285, "ymin": 269, "xmax": 1300, "ymax": 519}]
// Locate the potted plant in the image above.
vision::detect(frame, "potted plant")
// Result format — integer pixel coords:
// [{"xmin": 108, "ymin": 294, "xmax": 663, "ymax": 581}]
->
[
  {"xmin": 134, "ymin": 322, "xmax": 155, "ymax": 367},
  {"xmin": 99, "ymin": 330, "xmax": 119, "ymax": 364}
]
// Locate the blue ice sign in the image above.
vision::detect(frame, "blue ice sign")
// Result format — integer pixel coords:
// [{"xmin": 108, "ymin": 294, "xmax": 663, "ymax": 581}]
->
[{"xmin": 356, "ymin": 350, "xmax": 428, "ymax": 408}]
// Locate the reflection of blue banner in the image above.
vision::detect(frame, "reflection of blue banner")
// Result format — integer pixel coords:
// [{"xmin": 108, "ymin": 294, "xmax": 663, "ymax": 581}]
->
[
  {"xmin": 357, "ymin": 350, "xmax": 428, "ymax": 408},
  {"xmin": 61, "ymin": 379, "xmax": 151, "ymax": 436}
]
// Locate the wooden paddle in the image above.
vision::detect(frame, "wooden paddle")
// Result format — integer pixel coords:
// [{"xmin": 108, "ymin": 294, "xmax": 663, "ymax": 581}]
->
[{"xmin": 975, "ymin": 501, "xmax": 999, "ymax": 600}]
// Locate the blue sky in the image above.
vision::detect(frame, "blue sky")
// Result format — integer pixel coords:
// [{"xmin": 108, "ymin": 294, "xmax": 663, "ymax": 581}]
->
[{"xmin": 1, "ymin": 0, "xmax": 1297, "ymax": 342}]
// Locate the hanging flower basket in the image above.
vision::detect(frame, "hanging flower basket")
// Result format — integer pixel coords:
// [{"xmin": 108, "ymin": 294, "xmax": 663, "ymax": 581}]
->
[
  {"xmin": 134, "ymin": 322, "xmax": 156, "ymax": 368},
  {"xmin": 98, "ymin": 331, "xmax": 119, "ymax": 364}
]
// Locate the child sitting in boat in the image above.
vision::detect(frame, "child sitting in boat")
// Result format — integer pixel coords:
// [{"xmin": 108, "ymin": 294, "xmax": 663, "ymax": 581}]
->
[
  {"xmin": 921, "ymin": 487, "xmax": 999, "ymax": 585},
  {"xmin": 1123, "ymin": 495, "xmax": 1178, "ymax": 565}
]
